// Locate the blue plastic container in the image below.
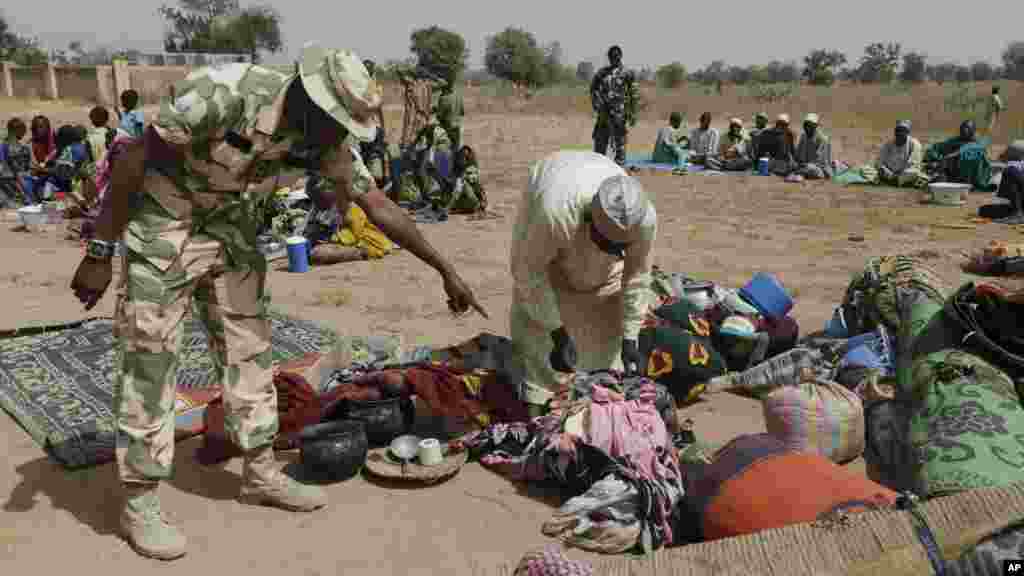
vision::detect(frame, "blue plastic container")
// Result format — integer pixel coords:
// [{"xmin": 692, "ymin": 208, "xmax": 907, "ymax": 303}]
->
[
  {"xmin": 286, "ymin": 236, "xmax": 309, "ymax": 273},
  {"xmin": 758, "ymin": 157, "xmax": 770, "ymax": 176},
  {"xmin": 738, "ymin": 272, "xmax": 793, "ymax": 318},
  {"xmin": 824, "ymin": 306, "xmax": 848, "ymax": 338},
  {"xmin": 434, "ymin": 150, "xmax": 450, "ymax": 179}
]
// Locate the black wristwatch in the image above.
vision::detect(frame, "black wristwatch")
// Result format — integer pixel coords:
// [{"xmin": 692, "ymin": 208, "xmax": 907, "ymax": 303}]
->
[{"xmin": 86, "ymin": 239, "xmax": 116, "ymax": 261}]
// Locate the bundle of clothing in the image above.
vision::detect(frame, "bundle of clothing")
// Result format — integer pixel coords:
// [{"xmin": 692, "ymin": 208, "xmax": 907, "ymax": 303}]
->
[{"xmin": 453, "ymin": 374, "xmax": 684, "ymax": 554}]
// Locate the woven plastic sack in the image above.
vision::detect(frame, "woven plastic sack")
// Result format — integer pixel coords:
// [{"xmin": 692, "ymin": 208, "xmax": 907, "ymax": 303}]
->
[{"xmin": 762, "ymin": 375, "xmax": 865, "ymax": 463}]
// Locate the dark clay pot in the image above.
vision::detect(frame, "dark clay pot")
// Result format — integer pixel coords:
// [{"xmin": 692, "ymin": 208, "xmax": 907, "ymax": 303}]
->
[
  {"xmin": 341, "ymin": 396, "xmax": 415, "ymax": 447},
  {"xmin": 298, "ymin": 420, "xmax": 368, "ymax": 484}
]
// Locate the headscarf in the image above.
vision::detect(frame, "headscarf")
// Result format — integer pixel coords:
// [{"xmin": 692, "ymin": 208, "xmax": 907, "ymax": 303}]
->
[
  {"xmin": 591, "ymin": 174, "xmax": 650, "ymax": 245},
  {"xmin": 30, "ymin": 115, "xmax": 54, "ymax": 164}
]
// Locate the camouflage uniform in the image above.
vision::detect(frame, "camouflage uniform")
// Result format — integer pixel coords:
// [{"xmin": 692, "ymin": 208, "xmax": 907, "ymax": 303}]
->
[
  {"xmin": 114, "ymin": 61, "xmax": 375, "ymax": 485},
  {"xmin": 435, "ymin": 87, "xmax": 465, "ymax": 152},
  {"xmin": 590, "ymin": 65, "xmax": 637, "ymax": 166}
]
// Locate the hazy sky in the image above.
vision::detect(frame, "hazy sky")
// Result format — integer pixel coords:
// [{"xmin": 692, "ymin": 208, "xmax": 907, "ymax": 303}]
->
[{"xmin": 3, "ymin": 1, "xmax": 1017, "ymax": 69}]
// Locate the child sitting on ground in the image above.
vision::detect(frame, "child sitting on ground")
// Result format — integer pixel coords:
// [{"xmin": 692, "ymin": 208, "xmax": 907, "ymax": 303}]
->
[
  {"xmin": 115, "ymin": 89, "xmax": 144, "ymax": 139},
  {"xmin": 432, "ymin": 145, "xmax": 487, "ymax": 214},
  {"xmin": 0, "ymin": 118, "xmax": 33, "ymax": 206},
  {"xmin": 86, "ymin": 106, "xmax": 115, "ymax": 166}
]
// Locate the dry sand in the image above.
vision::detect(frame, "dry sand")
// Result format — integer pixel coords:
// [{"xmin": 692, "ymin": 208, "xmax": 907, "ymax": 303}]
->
[{"xmin": 1, "ymin": 103, "xmax": 1021, "ymax": 573}]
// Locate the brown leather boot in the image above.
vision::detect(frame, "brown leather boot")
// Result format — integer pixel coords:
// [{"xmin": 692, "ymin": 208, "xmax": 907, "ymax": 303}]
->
[{"xmin": 239, "ymin": 445, "xmax": 327, "ymax": 512}]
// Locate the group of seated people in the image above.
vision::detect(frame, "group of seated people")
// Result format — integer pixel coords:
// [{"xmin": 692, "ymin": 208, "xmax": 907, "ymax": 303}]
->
[
  {"xmin": 651, "ymin": 111, "xmax": 834, "ymax": 180},
  {"xmin": 0, "ymin": 89, "xmax": 144, "ymax": 212}
]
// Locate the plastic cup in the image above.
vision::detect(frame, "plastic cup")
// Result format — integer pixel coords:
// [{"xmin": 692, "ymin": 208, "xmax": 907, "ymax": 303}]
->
[{"xmin": 286, "ymin": 236, "xmax": 309, "ymax": 273}]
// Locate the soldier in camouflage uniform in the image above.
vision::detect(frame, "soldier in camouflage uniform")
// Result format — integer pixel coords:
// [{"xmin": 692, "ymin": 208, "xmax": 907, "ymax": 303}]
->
[
  {"xmin": 69, "ymin": 43, "xmax": 487, "ymax": 561},
  {"xmin": 590, "ymin": 45, "xmax": 637, "ymax": 166},
  {"xmin": 434, "ymin": 80, "xmax": 465, "ymax": 153},
  {"xmin": 360, "ymin": 59, "xmax": 389, "ymax": 189}
]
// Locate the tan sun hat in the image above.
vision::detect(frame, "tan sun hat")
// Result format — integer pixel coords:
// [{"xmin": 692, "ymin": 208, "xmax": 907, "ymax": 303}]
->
[
  {"xmin": 591, "ymin": 174, "xmax": 652, "ymax": 245},
  {"xmin": 299, "ymin": 42, "xmax": 383, "ymax": 142}
]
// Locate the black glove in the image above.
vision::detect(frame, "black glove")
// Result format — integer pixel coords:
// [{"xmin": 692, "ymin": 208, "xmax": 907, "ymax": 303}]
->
[
  {"xmin": 548, "ymin": 327, "xmax": 577, "ymax": 373},
  {"xmin": 621, "ymin": 339, "xmax": 644, "ymax": 377}
]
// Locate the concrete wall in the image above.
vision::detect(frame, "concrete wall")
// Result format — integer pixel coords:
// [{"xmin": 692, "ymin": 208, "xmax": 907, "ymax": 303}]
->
[{"xmin": 1, "ymin": 61, "xmax": 190, "ymax": 105}]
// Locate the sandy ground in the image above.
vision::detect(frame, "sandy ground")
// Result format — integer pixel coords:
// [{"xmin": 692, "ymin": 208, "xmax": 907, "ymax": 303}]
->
[{"xmin": 1, "ymin": 109, "xmax": 1021, "ymax": 573}]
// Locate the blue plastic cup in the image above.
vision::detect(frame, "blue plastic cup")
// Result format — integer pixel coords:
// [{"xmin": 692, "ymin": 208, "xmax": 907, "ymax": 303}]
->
[
  {"xmin": 286, "ymin": 236, "xmax": 309, "ymax": 273},
  {"xmin": 758, "ymin": 157, "xmax": 770, "ymax": 176}
]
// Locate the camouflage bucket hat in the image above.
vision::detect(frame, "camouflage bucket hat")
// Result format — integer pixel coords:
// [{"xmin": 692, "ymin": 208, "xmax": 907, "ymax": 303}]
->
[{"xmin": 299, "ymin": 43, "xmax": 382, "ymax": 142}]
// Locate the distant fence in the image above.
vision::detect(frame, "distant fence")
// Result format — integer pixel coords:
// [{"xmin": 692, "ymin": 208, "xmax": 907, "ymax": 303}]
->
[
  {"xmin": 1, "ymin": 60, "xmax": 194, "ymax": 105},
  {"xmin": 0, "ymin": 53, "xmax": 250, "ymax": 106}
]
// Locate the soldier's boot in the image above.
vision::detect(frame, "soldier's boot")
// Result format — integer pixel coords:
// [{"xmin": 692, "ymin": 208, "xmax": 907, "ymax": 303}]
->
[
  {"xmin": 239, "ymin": 444, "xmax": 327, "ymax": 512},
  {"xmin": 120, "ymin": 483, "xmax": 187, "ymax": 561}
]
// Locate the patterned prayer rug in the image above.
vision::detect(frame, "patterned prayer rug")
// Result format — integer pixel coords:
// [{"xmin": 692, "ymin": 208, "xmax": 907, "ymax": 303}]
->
[{"xmin": 0, "ymin": 309, "xmax": 340, "ymax": 469}]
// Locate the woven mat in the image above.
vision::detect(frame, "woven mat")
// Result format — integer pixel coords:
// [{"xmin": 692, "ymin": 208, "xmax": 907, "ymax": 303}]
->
[
  {"xmin": 488, "ymin": 482, "xmax": 1024, "ymax": 575},
  {"xmin": 0, "ymin": 309, "xmax": 339, "ymax": 469}
]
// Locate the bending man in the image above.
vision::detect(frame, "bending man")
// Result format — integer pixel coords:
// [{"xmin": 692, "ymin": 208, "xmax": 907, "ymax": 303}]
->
[
  {"xmin": 510, "ymin": 150, "xmax": 656, "ymax": 414},
  {"xmin": 69, "ymin": 44, "xmax": 486, "ymax": 561}
]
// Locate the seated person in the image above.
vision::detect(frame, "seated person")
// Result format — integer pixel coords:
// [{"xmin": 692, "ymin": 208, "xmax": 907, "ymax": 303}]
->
[
  {"xmin": 359, "ymin": 59, "xmax": 390, "ymax": 192},
  {"xmin": 37, "ymin": 124, "xmax": 88, "ymax": 201},
  {"xmin": 794, "ymin": 113, "xmax": 833, "ymax": 180},
  {"xmin": 756, "ymin": 114, "xmax": 798, "ymax": 175},
  {"xmin": 994, "ymin": 141, "xmax": 1024, "ymax": 224},
  {"xmin": 399, "ymin": 120, "xmax": 451, "ymax": 204},
  {"xmin": 651, "ymin": 111, "xmax": 689, "ymax": 165},
  {"xmin": 688, "ymin": 112, "xmax": 719, "ymax": 165},
  {"xmin": 0, "ymin": 118, "xmax": 33, "ymax": 206},
  {"xmin": 431, "ymin": 145, "xmax": 486, "ymax": 214},
  {"xmin": 706, "ymin": 117, "xmax": 752, "ymax": 171},
  {"xmin": 873, "ymin": 120, "xmax": 928, "ymax": 188},
  {"xmin": 748, "ymin": 112, "xmax": 769, "ymax": 160},
  {"xmin": 924, "ymin": 119, "xmax": 994, "ymax": 190}
]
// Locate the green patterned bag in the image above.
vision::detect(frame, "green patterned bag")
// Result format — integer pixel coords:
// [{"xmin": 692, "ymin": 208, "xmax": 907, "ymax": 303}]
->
[
  {"xmin": 909, "ymin": 349, "xmax": 1024, "ymax": 497},
  {"xmin": 842, "ymin": 254, "xmax": 948, "ymax": 341}
]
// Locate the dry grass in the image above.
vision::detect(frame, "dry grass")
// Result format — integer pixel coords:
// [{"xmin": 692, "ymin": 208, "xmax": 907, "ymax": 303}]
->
[{"xmin": 310, "ymin": 287, "xmax": 352, "ymax": 307}]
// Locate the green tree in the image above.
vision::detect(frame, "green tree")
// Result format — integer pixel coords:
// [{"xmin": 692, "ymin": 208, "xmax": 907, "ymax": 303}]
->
[
  {"xmin": 159, "ymin": 0, "xmax": 282, "ymax": 61},
  {"xmin": 409, "ymin": 25, "xmax": 468, "ymax": 83},
  {"xmin": 802, "ymin": 49, "xmax": 846, "ymax": 85},
  {"xmin": 899, "ymin": 52, "xmax": 927, "ymax": 83},
  {"xmin": 655, "ymin": 62, "xmax": 686, "ymax": 88},
  {"xmin": 576, "ymin": 61, "xmax": 595, "ymax": 82},
  {"xmin": 0, "ymin": 14, "xmax": 47, "ymax": 65},
  {"xmin": 970, "ymin": 61, "xmax": 995, "ymax": 82},
  {"xmin": 928, "ymin": 62, "xmax": 957, "ymax": 84},
  {"xmin": 857, "ymin": 42, "xmax": 901, "ymax": 83},
  {"xmin": 484, "ymin": 27, "xmax": 546, "ymax": 87},
  {"xmin": 1001, "ymin": 41, "xmax": 1024, "ymax": 81}
]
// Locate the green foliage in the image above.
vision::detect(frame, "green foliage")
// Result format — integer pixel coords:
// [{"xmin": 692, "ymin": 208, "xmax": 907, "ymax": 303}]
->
[
  {"xmin": 943, "ymin": 84, "xmax": 985, "ymax": 124},
  {"xmin": 1003, "ymin": 41, "xmax": 1024, "ymax": 81},
  {"xmin": 0, "ymin": 14, "xmax": 47, "ymax": 66},
  {"xmin": 802, "ymin": 49, "xmax": 846, "ymax": 86},
  {"xmin": 899, "ymin": 52, "xmax": 927, "ymax": 83},
  {"xmin": 576, "ymin": 61, "xmax": 594, "ymax": 82},
  {"xmin": 484, "ymin": 27, "xmax": 546, "ymax": 87},
  {"xmin": 409, "ymin": 25, "xmax": 468, "ymax": 83},
  {"xmin": 655, "ymin": 62, "xmax": 686, "ymax": 89},
  {"xmin": 857, "ymin": 42, "xmax": 901, "ymax": 83},
  {"xmin": 748, "ymin": 82, "xmax": 795, "ymax": 104},
  {"xmin": 159, "ymin": 0, "xmax": 283, "ymax": 61}
]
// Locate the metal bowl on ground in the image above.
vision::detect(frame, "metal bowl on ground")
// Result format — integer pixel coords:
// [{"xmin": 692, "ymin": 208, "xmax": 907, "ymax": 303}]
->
[
  {"xmin": 298, "ymin": 420, "xmax": 368, "ymax": 484},
  {"xmin": 389, "ymin": 434, "xmax": 421, "ymax": 464},
  {"xmin": 17, "ymin": 205, "xmax": 47, "ymax": 227},
  {"xmin": 340, "ymin": 396, "xmax": 416, "ymax": 447},
  {"xmin": 928, "ymin": 182, "xmax": 970, "ymax": 205}
]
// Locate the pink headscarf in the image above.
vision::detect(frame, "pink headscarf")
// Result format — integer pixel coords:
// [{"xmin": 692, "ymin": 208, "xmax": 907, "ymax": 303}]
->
[{"xmin": 93, "ymin": 132, "xmax": 137, "ymax": 196}]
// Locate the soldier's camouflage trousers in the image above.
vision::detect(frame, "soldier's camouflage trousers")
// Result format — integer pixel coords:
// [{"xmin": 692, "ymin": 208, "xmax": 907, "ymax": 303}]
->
[
  {"xmin": 113, "ymin": 172, "xmax": 277, "ymax": 484},
  {"xmin": 593, "ymin": 115, "xmax": 628, "ymax": 167}
]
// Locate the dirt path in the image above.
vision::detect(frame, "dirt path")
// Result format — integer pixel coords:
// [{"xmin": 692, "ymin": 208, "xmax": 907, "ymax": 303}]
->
[{"xmin": 0, "ymin": 112, "xmax": 1018, "ymax": 573}]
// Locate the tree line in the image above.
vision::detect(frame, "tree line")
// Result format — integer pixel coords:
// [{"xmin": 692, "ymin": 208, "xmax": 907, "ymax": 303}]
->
[{"xmin": 3, "ymin": 6, "xmax": 1024, "ymax": 89}]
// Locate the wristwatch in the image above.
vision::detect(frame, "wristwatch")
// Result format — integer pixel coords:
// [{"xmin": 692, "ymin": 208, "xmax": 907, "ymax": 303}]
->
[{"xmin": 86, "ymin": 239, "xmax": 116, "ymax": 261}]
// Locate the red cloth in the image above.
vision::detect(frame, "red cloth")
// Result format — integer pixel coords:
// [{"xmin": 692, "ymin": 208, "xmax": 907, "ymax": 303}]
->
[{"xmin": 196, "ymin": 371, "xmax": 321, "ymax": 464}]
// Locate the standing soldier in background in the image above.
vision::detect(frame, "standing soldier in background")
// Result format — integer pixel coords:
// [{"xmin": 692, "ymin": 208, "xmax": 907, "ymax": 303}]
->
[
  {"xmin": 590, "ymin": 46, "xmax": 638, "ymax": 166},
  {"xmin": 435, "ymin": 79, "xmax": 465, "ymax": 153}
]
